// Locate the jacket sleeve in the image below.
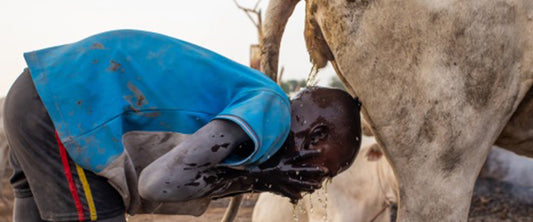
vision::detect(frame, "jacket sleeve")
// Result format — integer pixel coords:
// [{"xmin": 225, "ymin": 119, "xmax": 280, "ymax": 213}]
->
[{"xmin": 214, "ymin": 90, "xmax": 291, "ymax": 167}]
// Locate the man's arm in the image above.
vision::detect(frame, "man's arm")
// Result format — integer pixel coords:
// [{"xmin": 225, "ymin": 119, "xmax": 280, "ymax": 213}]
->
[
  {"xmin": 138, "ymin": 119, "xmax": 249, "ymax": 202},
  {"xmin": 138, "ymin": 119, "xmax": 326, "ymax": 203}
]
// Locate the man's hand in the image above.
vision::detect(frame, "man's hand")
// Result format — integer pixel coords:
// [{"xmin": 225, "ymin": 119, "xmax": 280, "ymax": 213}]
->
[
  {"xmin": 246, "ymin": 149, "xmax": 328, "ymax": 203},
  {"xmin": 211, "ymin": 149, "xmax": 329, "ymax": 203}
]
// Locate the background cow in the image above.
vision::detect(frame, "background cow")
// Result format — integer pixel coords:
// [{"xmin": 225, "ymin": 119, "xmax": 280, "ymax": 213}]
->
[{"xmin": 253, "ymin": 138, "xmax": 398, "ymax": 222}]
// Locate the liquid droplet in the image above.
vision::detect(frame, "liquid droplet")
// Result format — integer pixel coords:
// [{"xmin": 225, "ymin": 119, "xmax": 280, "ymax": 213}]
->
[
  {"xmin": 308, "ymin": 194, "xmax": 314, "ymax": 214},
  {"xmin": 323, "ymin": 182, "xmax": 329, "ymax": 222},
  {"xmin": 292, "ymin": 201, "xmax": 300, "ymax": 222}
]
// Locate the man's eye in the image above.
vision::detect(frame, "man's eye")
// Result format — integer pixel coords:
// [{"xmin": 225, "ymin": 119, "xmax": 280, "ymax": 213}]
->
[{"xmin": 310, "ymin": 126, "xmax": 328, "ymax": 145}]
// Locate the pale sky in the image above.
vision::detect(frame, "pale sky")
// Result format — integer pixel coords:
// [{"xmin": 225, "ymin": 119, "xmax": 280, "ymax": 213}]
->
[{"xmin": 0, "ymin": 0, "xmax": 335, "ymax": 96}]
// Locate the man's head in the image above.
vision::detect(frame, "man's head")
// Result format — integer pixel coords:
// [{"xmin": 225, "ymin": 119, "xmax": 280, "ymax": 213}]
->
[{"xmin": 285, "ymin": 86, "xmax": 362, "ymax": 176}]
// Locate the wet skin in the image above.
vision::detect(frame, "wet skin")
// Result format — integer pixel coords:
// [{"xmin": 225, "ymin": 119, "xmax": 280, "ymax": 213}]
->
[
  {"xmin": 138, "ymin": 119, "xmax": 251, "ymax": 201},
  {"xmin": 138, "ymin": 87, "xmax": 361, "ymax": 203},
  {"xmin": 288, "ymin": 87, "xmax": 362, "ymax": 176},
  {"xmin": 138, "ymin": 119, "xmax": 325, "ymax": 202}
]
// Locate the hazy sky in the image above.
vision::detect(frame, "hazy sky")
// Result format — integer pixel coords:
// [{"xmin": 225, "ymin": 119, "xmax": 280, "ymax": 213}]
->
[{"xmin": 0, "ymin": 0, "xmax": 335, "ymax": 96}]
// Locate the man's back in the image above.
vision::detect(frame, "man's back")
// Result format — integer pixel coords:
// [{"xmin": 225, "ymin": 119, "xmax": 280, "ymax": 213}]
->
[{"xmin": 24, "ymin": 29, "xmax": 290, "ymax": 172}]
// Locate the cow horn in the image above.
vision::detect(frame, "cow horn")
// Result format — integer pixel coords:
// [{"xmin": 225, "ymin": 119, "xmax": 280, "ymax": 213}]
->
[{"xmin": 260, "ymin": 0, "xmax": 301, "ymax": 80}]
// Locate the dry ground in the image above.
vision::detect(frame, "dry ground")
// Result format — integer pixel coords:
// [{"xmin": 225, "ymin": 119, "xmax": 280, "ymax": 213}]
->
[
  {"xmin": 127, "ymin": 197, "xmax": 256, "ymax": 222},
  {"xmin": 468, "ymin": 178, "xmax": 533, "ymax": 222}
]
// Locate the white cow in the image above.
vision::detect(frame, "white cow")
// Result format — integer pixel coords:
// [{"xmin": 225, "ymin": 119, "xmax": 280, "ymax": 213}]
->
[
  {"xmin": 260, "ymin": 0, "xmax": 533, "ymax": 221},
  {"xmin": 482, "ymin": 147, "xmax": 533, "ymax": 188},
  {"xmin": 253, "ymin": 138, "xmax": 398, "ymax": 222}
]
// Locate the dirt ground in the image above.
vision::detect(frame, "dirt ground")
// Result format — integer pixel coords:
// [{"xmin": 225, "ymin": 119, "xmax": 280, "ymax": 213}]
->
[
  {"xmin": 0, "ymin": 170, "xmax": 531, "ymax": 222},
  {"xmin": 127, "ymin": 197, "xmax": 256, "ymax": 222},
  {"xmin": 468, "ymin": 178, "xmax": 533, "ymax": 222}
]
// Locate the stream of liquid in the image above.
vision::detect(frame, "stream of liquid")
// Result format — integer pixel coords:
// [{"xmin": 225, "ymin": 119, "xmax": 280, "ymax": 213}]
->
[
  {"xmin": 291, "ymin": 179, "xmax": 332, "ymax": 222},
  {"xmin": 317, "ymin": 180, "xmax": 330, "ymax": 222},
  {"xmin": 306, "ymin": 64, "xmax": 320, "ymax": 86}
]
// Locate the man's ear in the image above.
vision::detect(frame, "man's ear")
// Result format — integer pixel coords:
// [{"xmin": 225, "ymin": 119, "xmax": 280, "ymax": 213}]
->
[{"xmin": 365, "ymin": 143, "xmax": 383, "ymax": 161}]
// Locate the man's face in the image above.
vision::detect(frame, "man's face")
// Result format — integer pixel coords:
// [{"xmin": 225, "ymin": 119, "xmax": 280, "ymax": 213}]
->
[{"xmin": 287, "ymin": 87, "xmax": 361, "ymax": 176}]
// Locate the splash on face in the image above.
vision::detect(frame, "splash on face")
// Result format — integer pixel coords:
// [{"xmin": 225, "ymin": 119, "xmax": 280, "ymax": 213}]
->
[{"xmin": 287, "ymin": 86, "xmax": 362, "ymax": 176}]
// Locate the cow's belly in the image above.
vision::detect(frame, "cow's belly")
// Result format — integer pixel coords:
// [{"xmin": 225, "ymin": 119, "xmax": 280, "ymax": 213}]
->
[{"xmin": 496, "ymin": 86, "xmax": 533, "ymax": 157}]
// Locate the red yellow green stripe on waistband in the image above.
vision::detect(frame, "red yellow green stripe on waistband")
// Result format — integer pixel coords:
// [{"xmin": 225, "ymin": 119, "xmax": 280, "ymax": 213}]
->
[{"xmin": 55, "ymin": 132, "xmax": 97, "ymax": 221}]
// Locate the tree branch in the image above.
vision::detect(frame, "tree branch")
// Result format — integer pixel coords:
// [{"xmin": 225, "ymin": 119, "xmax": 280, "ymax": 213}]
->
[{"xmin": 233, "ymin": 0, "xmax": 263, "ymax": 41}]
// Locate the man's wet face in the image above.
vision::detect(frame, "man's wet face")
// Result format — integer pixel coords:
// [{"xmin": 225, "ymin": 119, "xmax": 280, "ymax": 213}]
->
[{"xmin": 287, "ymin": 87, "xmax": 362, "ymax": 176}]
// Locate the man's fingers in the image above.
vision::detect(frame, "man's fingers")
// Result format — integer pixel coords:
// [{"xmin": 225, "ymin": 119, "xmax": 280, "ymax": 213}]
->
[
  {"xmin": 286, "ymin": 149, "xmax": 321, "ymax": 164},
  {"xmin": 285, "ymin": 166, "xmax": 329, "ymax": 177},
  {"xmin": 276, "ymin": 186, "xmax": 302, "ymax": 203},
  {"xmin": 285, "ymin": 178, "xmax": 322, "ymax": 191}
]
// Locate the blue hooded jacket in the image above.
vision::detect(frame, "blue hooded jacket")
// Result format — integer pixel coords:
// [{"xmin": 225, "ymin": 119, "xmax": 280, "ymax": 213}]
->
[{"xmin": 24, "ymin": 30, "xmax": 290, "ymax": 173}]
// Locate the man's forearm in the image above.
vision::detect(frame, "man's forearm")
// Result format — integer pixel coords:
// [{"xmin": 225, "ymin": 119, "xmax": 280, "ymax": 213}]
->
[{"xmin": 138, "ymin": 119, "xmax": 249, "ymax": 202}]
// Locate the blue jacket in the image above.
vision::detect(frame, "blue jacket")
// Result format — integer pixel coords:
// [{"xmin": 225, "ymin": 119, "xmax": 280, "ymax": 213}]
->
[{"xmin": 24, "ymin": 30, "xmax": 290, "ymax": 172}]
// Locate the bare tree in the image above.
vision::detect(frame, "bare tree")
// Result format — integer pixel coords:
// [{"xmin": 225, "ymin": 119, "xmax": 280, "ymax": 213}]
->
[{"xmin": 233, "ymin": 0, "xmax": 263, "ymax": 42}]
